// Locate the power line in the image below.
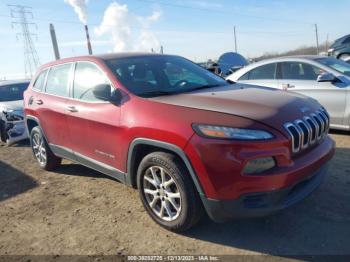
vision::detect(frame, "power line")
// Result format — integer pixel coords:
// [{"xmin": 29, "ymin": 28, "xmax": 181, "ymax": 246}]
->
[
  {"xmin": 8, "ymin": 5, "xmax": 40, "ymax": 78},
  {"xmin": 135, "ymin": 0, "xmax": 314, "ymax": 25}
]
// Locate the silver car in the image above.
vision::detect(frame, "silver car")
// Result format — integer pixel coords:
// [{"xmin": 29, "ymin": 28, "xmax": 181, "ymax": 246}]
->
[
  {"xmin": 0, "ymin": 80, "xmax": 30, "ymax": 145},
  {"xmin": 227, "ymin": 56, "xmax": 350, "ymax": 131}
]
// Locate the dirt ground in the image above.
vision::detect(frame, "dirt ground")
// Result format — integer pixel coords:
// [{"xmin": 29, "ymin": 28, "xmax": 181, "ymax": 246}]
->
[{"xmin": 0, "ymin": 132, "xmax": 349, "ymax": 258}]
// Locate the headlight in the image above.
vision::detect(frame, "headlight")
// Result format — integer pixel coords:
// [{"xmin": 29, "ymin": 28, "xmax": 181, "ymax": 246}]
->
[
  {"xmin": 3, "ymin": 110, "xmax": 24, "ymax": 121},
  {"xmin": 193, "ymin": 124, "xmax": 274, "ymax": 140}
]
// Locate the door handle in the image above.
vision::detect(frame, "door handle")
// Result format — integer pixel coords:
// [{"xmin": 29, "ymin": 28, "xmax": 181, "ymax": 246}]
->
[
  {"xmin": 66, "ymin": 106, "xmax": 79, "ymax": 113},
  {"xmin": 35, "ymin": 99, "xmax": 44, "ymax": 105}
]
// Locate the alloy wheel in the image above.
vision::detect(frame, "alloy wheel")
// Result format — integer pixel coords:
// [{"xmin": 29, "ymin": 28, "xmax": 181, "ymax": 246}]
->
[
  {"xmin": 143, "ymin": 166, "xmax": 182, "ymax": 221},
  {"xmin": 32, "ymin": 133, "xmax": 47, "ymax": 166}
]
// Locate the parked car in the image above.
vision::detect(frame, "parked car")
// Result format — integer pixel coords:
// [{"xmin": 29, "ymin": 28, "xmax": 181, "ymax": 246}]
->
[
  {"xmin": 328, "ymin": 34, "xmax": 350, "ymax": 61},
  {"xmin": 24, "ymin": 53, "xmax": 335, "ymax": 231},
  {"xmin": 0, "ymin": 80, "xmax": 30, "ymax": 145},
  {"xmin": 227, "ymin": 56, "xmax": 350, "ymax": 131}
]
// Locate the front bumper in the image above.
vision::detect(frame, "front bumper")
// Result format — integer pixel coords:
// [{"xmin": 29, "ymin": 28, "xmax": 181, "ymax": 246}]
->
[
  {"xmin": 0, "ymin": 119, "xmax": 28, "ymax": 145},
  {"xmin": 201, "ymin": 163, "xmax": 329, "ymax": 222}
]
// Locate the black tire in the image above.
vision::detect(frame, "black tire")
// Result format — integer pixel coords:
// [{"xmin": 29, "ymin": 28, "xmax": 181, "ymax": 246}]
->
[
  {"xmin": 338, "ymin": 53, "xmax": 350, "ymax": 62},
  {"xmin": 0, "ymin": 120, "xmax": 7, "ymax": 143},
  {"xmin": 137, "ymin": 152, "xmax": 203, "ymax": 232},
  {"xmin": 30, "ymin": 126, "xmax": 62, "ymax": 171}
]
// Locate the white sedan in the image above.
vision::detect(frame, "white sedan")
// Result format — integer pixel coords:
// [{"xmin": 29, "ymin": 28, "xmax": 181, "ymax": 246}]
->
[
  {"xmin": 0, "ymin": 80, "xmax": 30, "ymax": 145},
  {"xmin": 227, "ymin": 56, "xmax": 350, "ymax": 131}
]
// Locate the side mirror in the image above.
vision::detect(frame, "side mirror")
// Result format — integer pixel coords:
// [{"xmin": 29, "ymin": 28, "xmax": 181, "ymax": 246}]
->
[
  {"xmin": 110, "ymin": 89, "xmax": 123, "ymax": 105},
  {"xmin": 93, "ymin": 84, "xmax": 122, "ymax": 104},
  {"xmin": 317, "ymin": 72, "xmax": 336, "ymax": 82}
]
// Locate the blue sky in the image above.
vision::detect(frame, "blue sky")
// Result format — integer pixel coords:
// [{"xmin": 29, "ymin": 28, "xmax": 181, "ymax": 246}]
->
[{"xmin": 0, "ymin": 0, "xmax": 349, "ymax": 79}]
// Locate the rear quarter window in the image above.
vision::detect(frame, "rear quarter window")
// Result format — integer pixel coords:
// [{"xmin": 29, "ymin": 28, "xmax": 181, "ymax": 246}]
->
[
  {"xmin": 32, "ymin": 69, "xmax": 48, "ymax": 91},
  {"xmin": 45, "ymin": 63, "xmax": 72, "ymax": 97},
  {"xmin": 247, "ymin": 63, "xmax": 277, "ymax": 80}
]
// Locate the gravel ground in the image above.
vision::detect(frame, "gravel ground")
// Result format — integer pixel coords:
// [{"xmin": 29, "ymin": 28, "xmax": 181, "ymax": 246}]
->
[{"xmin": 0, "ymin": 132, "xmax": 349, "ymax": 258}]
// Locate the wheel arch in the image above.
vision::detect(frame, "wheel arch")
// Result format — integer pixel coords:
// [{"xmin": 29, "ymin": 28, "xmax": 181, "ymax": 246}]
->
[
  {"xmin": 26, "ymin": 115, "xmax": 40, "ymax": 134},
  {"xmin": 126, "ymin": 138, "xmax": 205, "ymax": 196},
  {"xmin": 25, "ymin": 115, "xmax": 50, "ymax": 143},
  {"xmin": 337, "ymin": 52, "xmax": 350, "ymax": 60}
]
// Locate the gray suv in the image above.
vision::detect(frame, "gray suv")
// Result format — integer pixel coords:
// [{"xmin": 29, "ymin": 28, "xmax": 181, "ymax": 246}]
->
[{"xmin": 328, "ymin": 34, "xmax": 350, "ymax": 62}]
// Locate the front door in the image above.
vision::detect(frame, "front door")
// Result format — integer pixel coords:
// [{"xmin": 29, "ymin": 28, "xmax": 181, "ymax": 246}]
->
[
  {"xmin": 277, "ymin": 61, "xmax": 347, "ymax": 127},
  {"xmin": 66, "ymin": 61, "xmax": 122, "ymax": 170}
]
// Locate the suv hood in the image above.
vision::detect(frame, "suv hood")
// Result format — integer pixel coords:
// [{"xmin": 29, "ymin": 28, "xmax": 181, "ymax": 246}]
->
[
  {"xmin": 150, "ymin": 84, "xmax": 322, "ymax": 133},
  {"xmin": 0, "ymin": 100, "xmax": 24, "ymax": 113}
]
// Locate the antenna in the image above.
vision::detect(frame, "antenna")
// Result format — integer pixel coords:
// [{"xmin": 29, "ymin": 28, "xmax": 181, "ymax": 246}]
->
[{"xmin": 8, "ymin": 4, "xmax": 40, "ymax": 78}]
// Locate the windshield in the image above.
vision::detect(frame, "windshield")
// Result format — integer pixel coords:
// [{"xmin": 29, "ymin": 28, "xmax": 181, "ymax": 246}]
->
[
  {"xmin": 0, "ymin": 83, "xmax": 28, "ymax": 102},
  {"xmin": 315, "ymin": 57, "xmax": 350, "ymax": 77},
  {"xmin": 105, "ymin": 55, "xmax": 229, "ymax": 97}
]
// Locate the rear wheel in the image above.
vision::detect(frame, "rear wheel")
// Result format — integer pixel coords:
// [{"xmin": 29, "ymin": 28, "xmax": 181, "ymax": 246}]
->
[
  {"xmin": 137, "ymin": 152, "xmax": 203, "ymax": 232},
  {"xmin": 30, "ymin": 126, "xmax": 61, "ymax": 171}
]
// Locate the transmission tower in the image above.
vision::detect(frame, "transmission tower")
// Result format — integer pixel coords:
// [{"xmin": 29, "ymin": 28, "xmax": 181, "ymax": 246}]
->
[{"xmin": 8, "ymin": 5, "xmax": 40, "ymax": 78}]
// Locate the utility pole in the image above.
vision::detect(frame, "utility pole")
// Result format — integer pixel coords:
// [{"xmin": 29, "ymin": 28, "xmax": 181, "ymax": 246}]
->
[
  {"xmin": 49, "ymin": 24, "xmax": 60, "ymax": 60},
  {"xmin": 84, "ymin": 25, "xmax": 93, "ymax": 55},
  {"xmin": 234, "ymin": 26, "xmax": 237, "ymax": 53},
  {"xmin": 8, "ymin": 5, "xmax": 40, "ymax": 78},
  {"xmin": 314, "ymin": 24, "xmax": 319, "ymax": 55}
]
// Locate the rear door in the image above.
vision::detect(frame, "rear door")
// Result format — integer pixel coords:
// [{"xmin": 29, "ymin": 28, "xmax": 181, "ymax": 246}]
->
[
  {"xmin": 277, "ymin": 61, "xmax": 347, "ymax": 126},
  {"xmin": 237, "ymin": 63, "xmax": 279, "ymax": 89},
  {"xmin": 37, "ymin": 63, "xmax": 73, "ymax": 149},
  {"xmin": 66, "ymin": 61, "xmax": 122, "ymax": 169}
]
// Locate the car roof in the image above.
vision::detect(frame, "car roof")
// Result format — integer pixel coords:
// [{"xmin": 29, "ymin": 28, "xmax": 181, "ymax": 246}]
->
[
  {"xmin": 254, "ymin": 55, "xmax": 325, "ymax": 64},
  {"xmin": 40, "ymin": 52, "xmax": 166, "ymax": 68},
  {"xmin": 334, "ymin": 34, "xmax": 350, "ymax": 42},
  {"xmin": 0, "ymin": 79, "xmax": 30, "ymax": 87}
]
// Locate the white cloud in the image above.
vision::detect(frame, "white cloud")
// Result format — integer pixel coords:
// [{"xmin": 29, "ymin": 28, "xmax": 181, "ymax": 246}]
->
[
  {"xmin": 94, "ymin": 2, "xmax": 161, "ymax": 52},
  {"xmin": 64, "ymin": 0, "xmax": 88, "ymax": 25}
]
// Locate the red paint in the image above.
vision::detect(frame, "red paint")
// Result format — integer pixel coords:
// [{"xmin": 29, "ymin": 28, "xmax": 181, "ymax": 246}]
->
[{"xmin": 24, "ymin": 54, "xmax": 335, "ymax": 202}]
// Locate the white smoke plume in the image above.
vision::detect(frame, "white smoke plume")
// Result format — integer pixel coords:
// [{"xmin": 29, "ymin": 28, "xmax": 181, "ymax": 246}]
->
[
  {"xmin": 95, "ymin": 2, "xmax": 161, "ymax": 52},
  {"xmin": 65, "ymin": 0, "xmax": 88, "ymax": 25}
]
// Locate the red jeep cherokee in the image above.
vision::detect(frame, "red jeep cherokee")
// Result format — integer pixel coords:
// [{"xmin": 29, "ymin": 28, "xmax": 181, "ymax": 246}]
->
[{"xmin": 24, "ymin": 53, "xmax": 335, "ymax": 231}]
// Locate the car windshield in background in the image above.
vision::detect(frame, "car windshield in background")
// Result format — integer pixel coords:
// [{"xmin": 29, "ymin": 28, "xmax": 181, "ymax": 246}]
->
[
  {"xmin": 105, "ymin": 55, "xmax": 229, "ymax": 97},
  {"xmin": 315, "ymin": 57, "xmax": 350, "ymax": 77},
  {"xmin": 0, "ymin": 83, "xmax": 28, "ymax": 102}
]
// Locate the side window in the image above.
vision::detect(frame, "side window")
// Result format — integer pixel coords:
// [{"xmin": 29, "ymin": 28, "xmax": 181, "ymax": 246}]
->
[
  {"xmin": 73, "ymin": 62, "xmax": 111, "ymax": 102},
  {"xmin": 281, "ymin": 62, "xmax": 321, "ymax": 80},
  {"xmin": 238, "ymin": 72, "xmax": 249, "ymax": 80},
  {"xmin": 32, "ymin": 70, "xmax": 47, "ymax": 91},
  {"xmin": 248, "ymin": 63, "xmax": 276, "ymax": 80},
  {"xmin": 46, "ymin": 64, "xmax": 72, "ymax": 97},
  {"xmin": 343, "ymin": 37, "xmax": 350, "ymax": 44}
]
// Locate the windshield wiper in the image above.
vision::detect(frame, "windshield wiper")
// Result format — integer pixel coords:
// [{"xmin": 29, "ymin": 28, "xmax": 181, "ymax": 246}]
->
[
  {"xmin": 190, "ymin": 84, "xmax": 227, "ymax": 91},
  {"xmin": 138, "ymin": 90, "xmax": 174, "ymax": 97}
]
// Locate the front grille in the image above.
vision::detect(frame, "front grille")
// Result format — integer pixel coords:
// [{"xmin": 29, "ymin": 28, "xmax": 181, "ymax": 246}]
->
[{"xmin": 284, "ymin": 108, "xmax": 330, "ymax": 154}]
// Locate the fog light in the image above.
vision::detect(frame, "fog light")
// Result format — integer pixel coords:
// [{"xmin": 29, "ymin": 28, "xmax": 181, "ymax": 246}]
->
[{"xmin": 243, "ymin": 157, "xmax": 276, "ymax": 175}]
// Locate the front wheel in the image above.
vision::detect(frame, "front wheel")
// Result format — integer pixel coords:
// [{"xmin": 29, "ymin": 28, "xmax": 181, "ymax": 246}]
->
[
  {"xmin": 30, "ymin": 126, "xmax": 62, "ymax": 171},
  {"xmin": 137, "ymin": 152, "xmax": 203, "ymax": 232},
  {"xmin": 0, "ymin": 120, "xmax": 7, "ymax": 143},
  {"xmin": 339, "ymin": 53, "xmax": 350, "ymax": 62}
]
